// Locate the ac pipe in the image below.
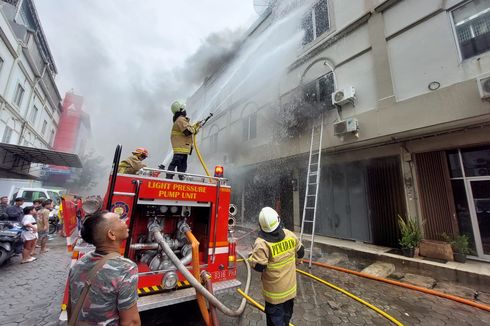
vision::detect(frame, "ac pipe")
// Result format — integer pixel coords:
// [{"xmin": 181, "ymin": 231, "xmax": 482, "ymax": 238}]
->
[{"xmin": 150, "ymin": 226, "xmax": 251, "ymax": 317}]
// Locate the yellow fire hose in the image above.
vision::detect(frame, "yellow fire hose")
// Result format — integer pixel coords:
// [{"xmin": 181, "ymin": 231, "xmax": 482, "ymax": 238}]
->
[
  {"xmin": 295, "ymin": 269, "xmax": 404, "ymax": 326},
  {"xmin": 236, "ymin": 288, "xmax": 295, "ymax": 326},
  {"xmin": 193, "ymin": 129, "xmax": 211, "ymax": 177},
  {"xmin": 236, "ymin": 258, "xmax": 403, "ymax": 325}
]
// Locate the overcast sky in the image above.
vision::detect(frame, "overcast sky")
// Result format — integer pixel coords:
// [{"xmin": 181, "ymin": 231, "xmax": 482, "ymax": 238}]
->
[{"xmin": 34, "ymin": 0, "xmax": 257, "ymax": 176}]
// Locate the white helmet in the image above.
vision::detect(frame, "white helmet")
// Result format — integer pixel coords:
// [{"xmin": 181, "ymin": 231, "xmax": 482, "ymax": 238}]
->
[{"xmin": 259, "ymin": 207, "xmax": 280, "ymax": 233}]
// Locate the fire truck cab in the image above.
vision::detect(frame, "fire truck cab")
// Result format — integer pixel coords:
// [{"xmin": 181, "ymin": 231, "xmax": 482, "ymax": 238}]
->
[{"xmin": 60, "ymin": 145, "xmax": 239, "ymax": 320}]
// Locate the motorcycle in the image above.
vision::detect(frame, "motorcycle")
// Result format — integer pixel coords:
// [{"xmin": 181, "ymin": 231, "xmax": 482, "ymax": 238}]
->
[
  {"xmin": 0, "ymin": 220, "xmax": 23, "ymax": 266},
  {"xmin": 48, "ymin": 205, "xmax": 60, "ymax": 235}
]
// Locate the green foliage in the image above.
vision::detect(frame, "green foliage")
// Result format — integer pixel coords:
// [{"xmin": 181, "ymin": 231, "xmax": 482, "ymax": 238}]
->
[
  {"xmin": 441, "ymin": 233, "xmax": 471, "ymax": 255},
  {"xmin": 398, "ymin": 215, "xmax": 422, "ymax": 249}
]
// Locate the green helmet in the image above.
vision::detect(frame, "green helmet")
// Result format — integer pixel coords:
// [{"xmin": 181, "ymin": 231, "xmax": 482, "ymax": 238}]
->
[{"xmin": 171, "ymin": 100, "xmax": 186, "ymax": 114}]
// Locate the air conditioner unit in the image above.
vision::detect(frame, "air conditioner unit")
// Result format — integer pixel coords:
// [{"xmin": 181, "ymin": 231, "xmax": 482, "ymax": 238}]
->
[
  {"xmin": 477, "ymin": 73, "xmax": 490, "ymax": 99},
  {"xmin": 332, "ymin": 86, "xmax": 356, "ymax": 106},
  {"xmin": 334, "ymin": 118, "xmax": 358, "ymax": 136}
]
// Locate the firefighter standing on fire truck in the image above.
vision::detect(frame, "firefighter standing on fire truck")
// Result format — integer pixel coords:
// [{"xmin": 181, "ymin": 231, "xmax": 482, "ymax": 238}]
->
[
  {"xmin": 160, "ymin": 100, "xmax": 200, "ymax": 179},
  {"xmin": 118, "ymin": 147, "xmax": 149, "ymax": 174},
  {"xmin": 250, "ymin": 207, "xmax": 305, "ymax": 326}
]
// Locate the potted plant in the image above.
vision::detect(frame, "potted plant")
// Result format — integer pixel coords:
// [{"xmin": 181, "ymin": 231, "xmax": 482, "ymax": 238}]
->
[
  {"xmin": 442, "ymin": 233, "xmax": 470, "ymax": 263},
  {"xmin": 398, "ymin": 215, "xmax": 422, "ymax": 258}
]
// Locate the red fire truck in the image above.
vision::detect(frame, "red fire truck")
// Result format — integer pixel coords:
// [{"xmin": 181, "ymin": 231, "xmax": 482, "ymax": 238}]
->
[{"xmin": 60, "ymin": 145, "xmax": 241, "ymax": 322}]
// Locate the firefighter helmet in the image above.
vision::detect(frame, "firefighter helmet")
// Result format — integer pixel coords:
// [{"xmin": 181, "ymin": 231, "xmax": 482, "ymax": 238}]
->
[
  {"xmin": 132, "ymin": 147, "xmax": 149, "ymax": 157},
  {"xmin": 171, "ymin": 100, "xmax": 186, "ymax": 114},
  {"xmin": 258, "ymin": 207, "xmax": 280, "ymax": 233}
]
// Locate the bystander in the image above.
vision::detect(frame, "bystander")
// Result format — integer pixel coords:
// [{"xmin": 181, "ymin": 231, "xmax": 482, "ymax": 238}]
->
[
  {"xmin": 68, "ymin": 210, "xmax": 140, "ymax": 325},
  {"xmin": 0, "ymin": 196, "xmax": 8, "ymax": 220},
  {"xmin": 21, "ymin": 206, "xmax": 38, "ymax": 264},
  {"xmin": 6, "ymin": 197, "xmax": 24, "ymax": 222},
  {"xmin": 37, "ymin": 199, "xmax": 52, "ymax": 254}
]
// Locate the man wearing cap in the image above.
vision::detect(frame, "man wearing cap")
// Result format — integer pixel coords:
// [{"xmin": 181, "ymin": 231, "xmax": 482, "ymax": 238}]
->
[
  {"xmin": 250, "ymin": 207, "xmax": 305, "ymax": 326},
  {"xmin": 118, "ymin": 148, "xmax": 149, "ymax": 174},
  {"xmin": 6, "ymin": 197, "xmax": 25, "ymax": 222}
]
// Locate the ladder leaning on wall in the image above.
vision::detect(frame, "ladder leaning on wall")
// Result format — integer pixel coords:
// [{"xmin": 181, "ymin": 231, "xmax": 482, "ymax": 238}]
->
[{"xmin": 299, "ymin": 117, "xmax": 323, "ymax": 269}]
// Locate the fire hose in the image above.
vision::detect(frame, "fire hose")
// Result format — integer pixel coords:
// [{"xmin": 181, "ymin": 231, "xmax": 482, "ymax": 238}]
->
[{"xmin": 150, "ymin": 225, "xmax": 252, "ymax": 318}]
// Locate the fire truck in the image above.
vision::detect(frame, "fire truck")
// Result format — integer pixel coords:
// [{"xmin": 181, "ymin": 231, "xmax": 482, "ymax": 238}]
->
[{"xmin": 60, "ymin": 145, "xmax": 246, "ymax": 323}]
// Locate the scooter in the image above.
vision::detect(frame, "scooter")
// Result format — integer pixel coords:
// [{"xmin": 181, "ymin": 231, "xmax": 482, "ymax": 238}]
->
[{"xmin": 0, "ymin": 220, "xmax": 23, "ymax": 266}]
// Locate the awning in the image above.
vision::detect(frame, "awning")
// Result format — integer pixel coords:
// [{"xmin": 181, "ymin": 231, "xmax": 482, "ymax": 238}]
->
[{"xmin": 0, "ymin": 142, "xmax": 82, "ymax": 168}]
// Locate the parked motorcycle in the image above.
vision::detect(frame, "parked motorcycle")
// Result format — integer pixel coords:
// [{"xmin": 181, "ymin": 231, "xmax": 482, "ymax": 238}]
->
[{"xmin": 0, "ymin": 220, "xmax": 23, "ymax": 266}]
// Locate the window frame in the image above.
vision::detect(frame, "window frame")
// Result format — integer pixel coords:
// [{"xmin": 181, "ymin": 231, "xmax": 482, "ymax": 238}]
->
[
  {"xmin": 450, "ymin": 0, "xmax": 490, "ymax": 62},
  {"xmin": 302, "ymin": 71, "xmax": 336, "ymax": 111},
  {"xmin": 29, "ymin": 105, "xmax": 39, "ymax": 125},
  {"xmin": 2, "ymin": 125, "xmax": 13, "ymax": 143},
  {"xmin": 242, "ymin": 111, "xmax": 257, "ymax": 142},
  {"xmin": 41, "ymin": 120, "xmax": 47, "ymax": 135},
  {"xmin": 302, "ymin": 0, "xmax": 332, "ymax": 46},
  {"xmin": 13, "ymin": 83, "xmax": 25, "ymax": 108},
  {"xmin": 49, "ymin": 129, "xmax": 55, "ymax": 146}
]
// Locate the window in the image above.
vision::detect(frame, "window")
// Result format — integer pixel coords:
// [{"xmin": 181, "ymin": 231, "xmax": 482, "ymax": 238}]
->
[
  {"xmin": 2, "ymin": 126, "xmax": 13, "ymax": 143},
  {"xmin": 22, "ymin": 191, "xmax": 47, "ymax": 202},
  {"xmin": 13, "ymin": 84, "xmax": 25, "ymax": 107},
  {"xmin": 49, "ymin": 129, "xmax": 55, "ymax": 146},
  {"xmin": 242, "ymin": 112, "xmax": 257, "ymax": 141},
  {"xmin": 303, "ymin": 72, "xmax": 335, "ymax": 110},
  {"xmin": 453, "ymin": 0, "xmax": 490, "ymax": 60},
  {"xmin": 302, "ymin": 0, "xmax": 330, "ymax": 45},
  {"xmin": 29, "ymin": 106, "xmax": 39, "ymax": 124},
  {"xmin": 41, "ymin": 120, "xmax": 47, "ymax": 135}
]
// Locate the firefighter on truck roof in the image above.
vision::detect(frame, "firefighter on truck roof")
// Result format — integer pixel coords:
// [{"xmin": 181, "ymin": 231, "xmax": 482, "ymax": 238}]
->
[
  {"xmin": 159, "ymin": 100, "xmax": 200, "ymax": 180},
  {"xmin": 250, "ymin": 207, "xmax": 305, "ymax": 326},
  {"xmin": 118, "ymin": 147, "xmax": 149, "ymax": 174}
]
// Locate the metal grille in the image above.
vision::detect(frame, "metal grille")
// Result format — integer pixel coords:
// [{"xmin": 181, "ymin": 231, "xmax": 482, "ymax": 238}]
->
[{"xmin": 415, "ymin": 151, "xmax": 457, "ymax": 240}]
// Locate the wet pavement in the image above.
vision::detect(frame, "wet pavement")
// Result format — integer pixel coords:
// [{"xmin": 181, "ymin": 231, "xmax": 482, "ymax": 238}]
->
[{"xmin": 1, "ymin": 230, "xmax": 490, "ymax": 325}]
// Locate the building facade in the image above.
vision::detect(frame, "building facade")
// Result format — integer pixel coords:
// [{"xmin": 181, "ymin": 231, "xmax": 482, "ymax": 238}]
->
[
  {"xmin": 0, "ymin": 0, "xmax": 61, "ymax": 150},
  {"xmin": 188, "ymin": 0, "xmax": 490, "ymax": 261}
]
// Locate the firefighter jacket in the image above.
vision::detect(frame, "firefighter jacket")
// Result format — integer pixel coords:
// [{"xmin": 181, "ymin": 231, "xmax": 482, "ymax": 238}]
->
[
  {"xmin": 250, "ymin": 227, "xmax": 303, "ymax": 304},
  {"xmin": 118, "ymin": 155, "xmax": 146, "ymax": 174},
  {"xmin": 171, "ymin": 116, "xmax": 196, "ymax": 155}
]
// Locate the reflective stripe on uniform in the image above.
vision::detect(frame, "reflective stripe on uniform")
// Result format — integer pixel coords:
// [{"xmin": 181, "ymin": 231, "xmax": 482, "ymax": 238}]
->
[
  {"xmin": 263, "ymin": 284, "xmax": 297, "ymax": 299},
  {"xmin": 267, "ymin": 255, "xmax": 295, "ymax": 269},
  {"xmin": 171, "ymin": 130, "xmax": 184, "ymax": 136},
  {"xmin": 173, "ymin": 147, "xmax": 190, "ymax": 154}
]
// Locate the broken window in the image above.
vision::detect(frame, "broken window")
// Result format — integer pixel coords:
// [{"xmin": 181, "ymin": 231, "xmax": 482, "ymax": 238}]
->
[
  {"xmin": 302, "ymin": 0, "xmax": 330, "ymax": 45},
  {"xmin": 303, "ymin": 72, "xmax": 335, "ymax": 110}
]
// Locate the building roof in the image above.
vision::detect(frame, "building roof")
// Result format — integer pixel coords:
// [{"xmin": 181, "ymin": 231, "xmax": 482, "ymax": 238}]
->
[{"xmin": 0, "ymin": 142, "xmax": 82, "ymax": 168}]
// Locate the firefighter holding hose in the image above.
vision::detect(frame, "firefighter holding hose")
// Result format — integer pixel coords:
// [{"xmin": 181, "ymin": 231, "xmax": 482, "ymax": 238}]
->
[
  {"xmin": 160, "ymin": 100, "xmax": 201, "ymax": 180},
  {"xmin": 250, "ymin": 207, "xmax": 305, "ymax": 326}
]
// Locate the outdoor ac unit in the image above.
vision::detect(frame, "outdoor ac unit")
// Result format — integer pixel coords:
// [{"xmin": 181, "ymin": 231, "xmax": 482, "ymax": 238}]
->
[
  {"xmin": 334, "ymin": 118, "xmax": 358, "ymax": 136},
  {"xmin": 477, "ymin": 73, "xmax": 490, "ymax": 99},
  {"xmin": 332, "ymin": 86, "xmax": 356, "ymax": 106}
]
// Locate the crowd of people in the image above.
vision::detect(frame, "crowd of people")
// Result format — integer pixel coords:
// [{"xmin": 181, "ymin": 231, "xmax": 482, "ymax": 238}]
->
[{"xmin": 0, "ymin": 195, "xmax": 60, "ymax": 264}]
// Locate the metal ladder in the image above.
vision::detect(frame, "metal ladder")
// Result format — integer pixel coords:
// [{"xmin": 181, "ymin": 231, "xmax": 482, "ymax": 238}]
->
[{"xmin": 299, "ymin": 118, "xmax": 323, "ymax": 268}]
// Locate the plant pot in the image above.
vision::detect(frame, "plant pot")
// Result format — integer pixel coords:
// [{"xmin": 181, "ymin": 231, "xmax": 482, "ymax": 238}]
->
[
  {"xmin": 401, "ymin": 247, "xmax": 415, "ymax": 258},
  {"xmin": 453, "ymin": 252, "xmax": 466, "ymax": 263}
]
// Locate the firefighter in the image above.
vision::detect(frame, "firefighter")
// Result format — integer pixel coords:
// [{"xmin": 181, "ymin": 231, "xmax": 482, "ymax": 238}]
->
[
  {"xmin": 118, "ymin": 148, "xmax": 149, "ymax": 174},
  {"xmin": 160, "ymin": 100, "xmax": 200, "ymax": 180},
  {"xmin": 250, "ymin": 207, "xmax": 305, "ymax": 326}
]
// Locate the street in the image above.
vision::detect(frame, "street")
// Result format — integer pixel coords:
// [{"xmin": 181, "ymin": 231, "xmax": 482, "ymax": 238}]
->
[{"xmin": 1, "ymin": 233, "xmax": 489, "ymax": 326}]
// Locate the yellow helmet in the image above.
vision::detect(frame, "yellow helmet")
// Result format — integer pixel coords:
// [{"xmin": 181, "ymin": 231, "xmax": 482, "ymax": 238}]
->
[
  {"xmin": 259, "ymin": 207, "xmax": 280, "ymax": 233},
  {"xmin": 171, "ymin": 100, "xmax": 186, "ymax": 114}
]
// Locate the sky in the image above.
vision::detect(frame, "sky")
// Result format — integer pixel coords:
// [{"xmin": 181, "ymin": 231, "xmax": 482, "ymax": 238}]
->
[{"xmin": 34, "ymin": 0, "xmax": 257, "ymax": 177}]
